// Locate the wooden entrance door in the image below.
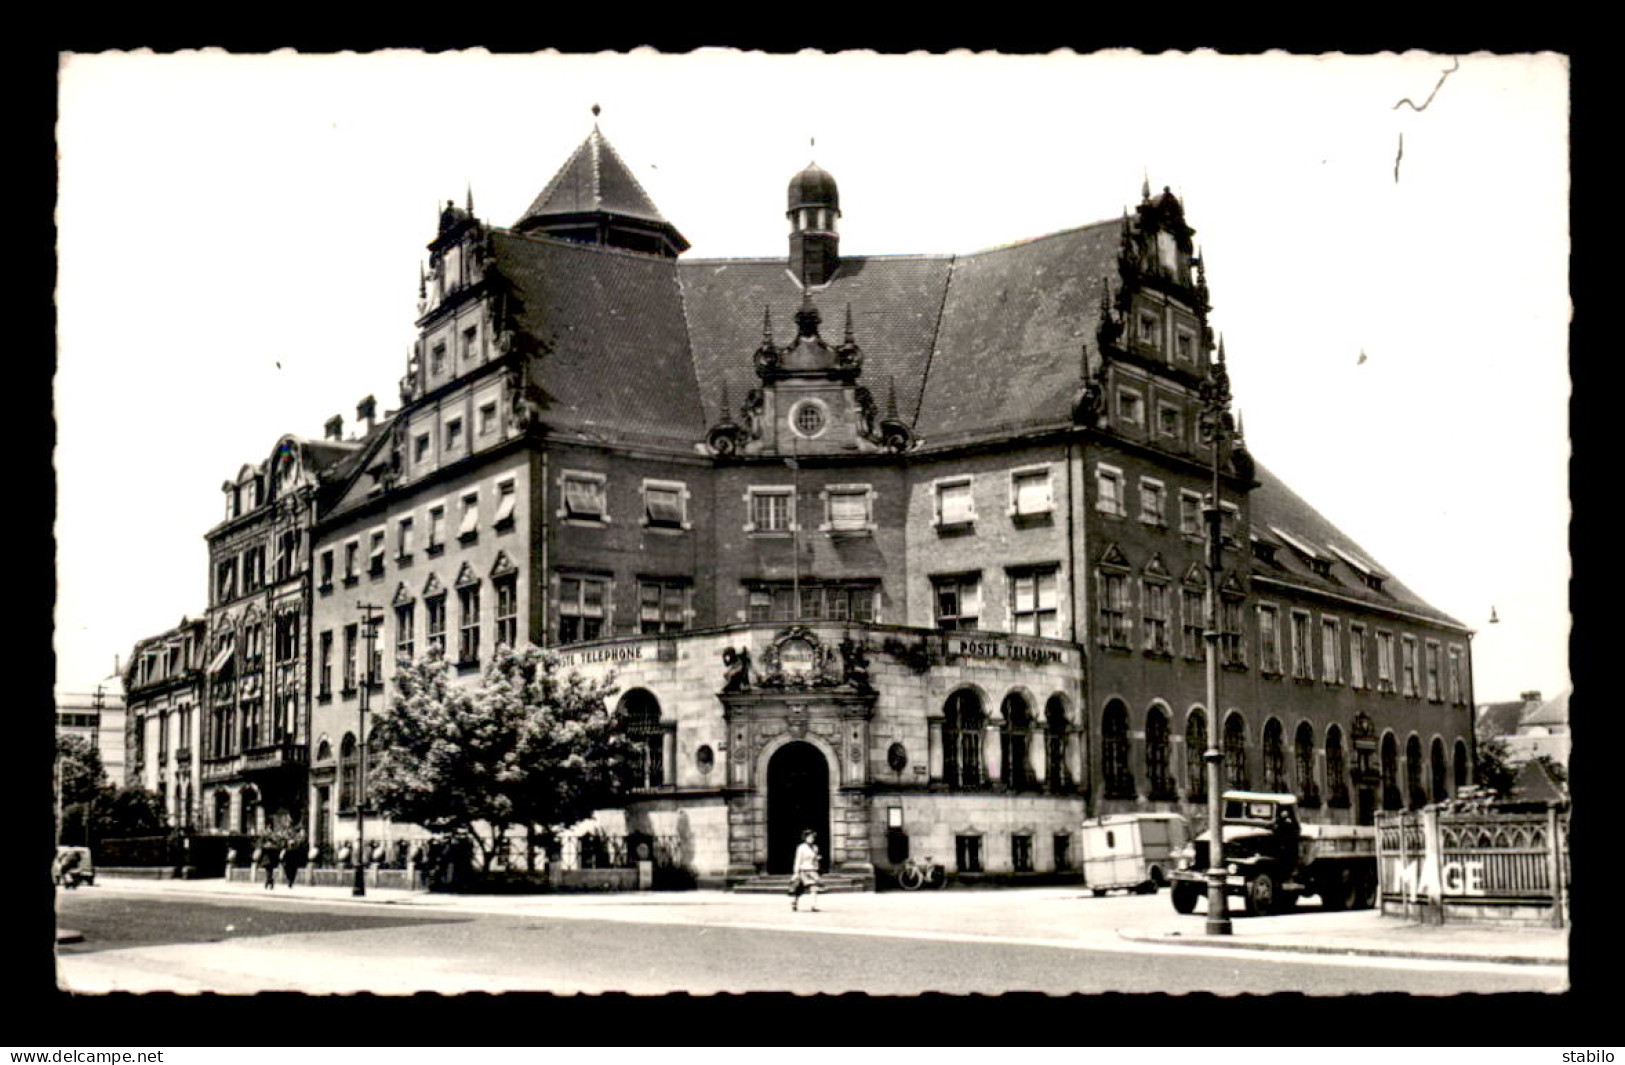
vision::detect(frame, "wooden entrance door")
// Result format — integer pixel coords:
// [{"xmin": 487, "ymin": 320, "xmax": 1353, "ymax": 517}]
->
[{"xmin": 767, "ymin": 741, "xmax": 829, "ymax": 874}]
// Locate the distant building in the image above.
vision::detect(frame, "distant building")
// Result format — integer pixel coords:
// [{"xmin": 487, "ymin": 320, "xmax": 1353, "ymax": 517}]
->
[
  {"xmin": 1477, "ymin": 688, "xmax": 1570, "ymax": 769},
  {"xmin": 55, "ymin": 684, "xmax": 126, "ymax": 784},
  {"xmin": 124, "ymin": 617, "xmax": 208, "ymax": 828}
]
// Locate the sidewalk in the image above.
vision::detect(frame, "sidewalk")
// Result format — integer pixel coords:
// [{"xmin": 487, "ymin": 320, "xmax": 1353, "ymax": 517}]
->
[{"xmin": 82, "ymin": 874, "xmax": 1568, "ymax": 968}]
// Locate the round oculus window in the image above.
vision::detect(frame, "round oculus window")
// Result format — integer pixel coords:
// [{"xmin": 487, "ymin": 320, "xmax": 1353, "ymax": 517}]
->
[
  {"xmin": 887, "ymin": 742, "xmax": 908, "ymax": 772},
  {"xmin": 791, "ymin": 401, "xmax": 827, "ymax": 438},
  {"xmin": 696, "ymin": 745, "xmax": 715, "ymax": 774}
]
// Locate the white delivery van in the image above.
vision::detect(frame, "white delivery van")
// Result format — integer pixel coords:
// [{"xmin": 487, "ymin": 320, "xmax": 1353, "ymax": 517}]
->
[{"xmin": 1080, "ymin": 813, "xmax": 1190, "ymax": 895}]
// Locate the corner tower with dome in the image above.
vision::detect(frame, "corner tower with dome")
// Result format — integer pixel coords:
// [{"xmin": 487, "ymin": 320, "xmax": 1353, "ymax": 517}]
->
[{"xmin": 170, "ymin": 116, "xmax": 1476, "ymax": 889}]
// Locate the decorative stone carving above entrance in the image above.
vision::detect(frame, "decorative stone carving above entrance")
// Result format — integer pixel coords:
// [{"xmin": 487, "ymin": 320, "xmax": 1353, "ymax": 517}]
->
[{"xmin": 723, "ymin": 626, "xmax": 875, "ymax": 693}]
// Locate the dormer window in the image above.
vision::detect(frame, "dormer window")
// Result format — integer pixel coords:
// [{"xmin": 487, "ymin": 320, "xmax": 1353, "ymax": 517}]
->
[
  {"xmin": 414, "ymin": 433, "xmax": 431, "ymax": 466},
  {"xmin": 445, "ymin": 417, "xmax": 464, "ymax": 454},
  {"xmin": 1138, "ymin": 310, "xmax": 1161, "ymax": 350},
  {"xmin": 1174, "ymin": 327, "xmax": 1197, "ymax": 364},
  {"xmin": 1117, "ymin": 388, "xmax": 1144, "ymax": 427},
  {"xmin": 791, "ymin": 400, "xmax": 828, "ymax": 439},
  {"xmin": 431, "ymin": 342, "xmax": 447, "ymax": 376},
  {"xmin": 462, "ymin": 326, "xmax": 479, "ymax": 363}
]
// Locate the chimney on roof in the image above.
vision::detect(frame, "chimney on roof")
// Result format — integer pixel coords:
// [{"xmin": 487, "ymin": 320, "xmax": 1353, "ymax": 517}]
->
[
  {"xmin": 325, "ymin": 414, "xmax": 344, "ymax": 441},
  {"xmin": 1520, "ymin": 690, "xmax": 1542, "ymax": 706},
  {"xmin": 357, "ymin": 395, "xmax": 377, "ymax": 435}
]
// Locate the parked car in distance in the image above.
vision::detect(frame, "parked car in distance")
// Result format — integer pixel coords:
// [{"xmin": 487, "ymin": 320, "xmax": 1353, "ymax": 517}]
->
[
  {"xmin": 1080, "ymin": 812, "xmax": 1190, "ymax": 895},
  {"xmin": 54, "ymin": 845, "xmax": 95, "ymax": 888}
]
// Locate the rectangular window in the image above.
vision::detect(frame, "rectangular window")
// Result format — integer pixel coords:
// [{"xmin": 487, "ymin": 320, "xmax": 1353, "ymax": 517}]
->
[
  {"xmin": 1220, "ymin": 502, "xmax": 1241, "ymax": 544},
  {"xmin": 368, "ymin": 529, "xmax": 386, "ymax": 575},
  {"xmin": 1179, "ymin": 490, "xmax": 1202, "ymax": 536},
  {"xmin": 644, "ymin": 481, "xmax": 686, "ymax": 529},
  {"xmin": 1143, "ymin": 581, "xmax": 1170, "ymax": 654},
  {"xmin": 1448, "ymin": 644, "xmax": 1465, "ymax": 706},
  {"xmin": 1010, "ymin": 468, "xmax": 1052, "ymax": 517},
  {"xmin": 1100, "ymin": 571, "xmax": 1129, "ymax": 649},
  {"xmin": 827, "ymin": 486, "xmax": 871, "ymax": 532},
  {"xmin": 458, "ymin": 492, "xmax": 479, "ymax": 540},
  {"xmin": 1182, "ymin": 588, "xmax": 1205, "ymax": 659},
  {"xmin": 748, "ymin": 582, "xmax": 876, "ymax": 623},
  {"xmin": 559, "ymin": 575, "xmax": 609, "ymax": 644},
  {"xmin": 428, "ymin": 506, "xmax": 446, "ymax": 551},
  {"xmin": 1096, "ymin": 466, "xmax": 1124, "ymax": 517},
  {"xmin": 1053, "ymin": 834, "xmax": 1072, "ymax": 872},
  {"xmin": 275, "ymin": 530, "xmax": 298, "ymax": 582},
  {"xmin": 936, "ymin": 478, "xmax": 974, "ymax": 526},
  {"xmin": 1174, "ymin": 328, "xmax": 1196, "ymax": 364},
  {"xmin": 749, "ymin": 488, "xmax": 794, "ymax": 532},
  {"xmin": 639, "ymin": 580, "xmax": 687, "ymax": 634},
  {"xmin": 1376, "ymin": 631, "xmax": 1395, "ymax": 691},
  {"xmin": 1350, "ymin": 624, "xmax": 1368, "ymax": 689},
  {"xmin": 495, "ymin": 576, "xmax": 518, "ymax": 649},
  {"xmin": 478, "ymin": 402, "xmax": 498, "ymax": 437},
  {"xmin": 1322, "ymin": 617, "xmax": 1342, "ymax": 683},
  {"xmin": 493, "ymin": 479, "xmax": 517, "ymax": 528},
  {"xmin": 343, "ymin": 624, "xmax": 358, "ymax": 693},
  {"xmin": 1138, "ymin": 310, "xmax": 1161, "ymax": 350},
  {"xmin": 563, "ymin": 472, "xmax": 607, "ymax": 522},
  {"xmin": 217, "ymin": 558, "xmax": 237, "ymax": 602},
  {"xmin": 343, "ymin": 540, "xmax": 359, "ymax": 582},
  {"xmin": 1010, "ymin": 567, "xmax": 1060, "ymax": 637},
  {"xmin": 431, "ymin": 342, "xmax": 446, "ymax": 375},
  {"xmin": 1221, "ymin": 599, "xmax": 1245, "ymax": 667},
  {"xmin": 319, "ymin": 550, "xmax": 334, "ymax": 590},
  {"xmin": 1012, "ymin": 835, "xmax": 1033, "ymax": 874},
  {"xmin": 458, "ymin": 585, "xmax": 481, "ymax": 664},
  {"xmin": 1117, "ymin": 388, "xmax": 1144, "ymax": 427},
  {"xmin": 1290, "ymin": 610, "xmax": 1313, "ymax": 679},
  {"xmin": 1402, "ymin": 636, "xmax": 1419, "ymax": 697},
  {"xmin": 1259, "ymin": 604, "xmax": 1281, "ymax": 674},
  {"xmin": 395, "ymin": 603, "xmax": 415, "ymax": 663},
  {"xmin": 1139, "ymin": 479, "xmax": 1166, "ymax": 526},
  {"xmin": 397, "ymin": 517, "xmax": 414, "ymax": 560},
  {"xmin": 934, "ymin": 573, "xmax": 982, "ymax": 630},
  {"xmin": 955, "ymin": 835, "xmax": 983, "ymax": 874},
  {"xmin": 426, "ymin": 596, "xmax": 447, "ymax": 656},
  {"xmin": 318, "ymin": 631, "xmax": 333, "ymax": 696},
  {"xmin": 1158, "ymin": 403, "xmax": 1182, "ymax": 440},
  {"xmin": 1425, "ymin": 640, "xmax": 1442, "ymax": 701},
  {"xmin": 445, "ymin": 417, "xmax": 464, "ymax": 454},
  {"xmin": 414, "ymin": 433, "xmax": 431, "ymax": 465},
  {"xmin": 462, "ymin": 326, "xmax": 478, "ymax": 362}
]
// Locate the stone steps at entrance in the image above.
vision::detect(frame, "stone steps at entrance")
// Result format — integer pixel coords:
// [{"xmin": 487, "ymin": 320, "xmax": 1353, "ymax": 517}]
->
[{"xmin": 731, "ymin": 873, "xmax": 875, "ymax": 894}]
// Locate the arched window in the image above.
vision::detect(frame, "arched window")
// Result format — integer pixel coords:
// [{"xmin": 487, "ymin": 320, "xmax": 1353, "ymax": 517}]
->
[
  {"xmin": 1102, "ymin": 700, "xmax": 1134, "ymax": 799},
  {"xmin": 621, "ymin": 689, "xmax": 665, "ymax": 788},
  {"xmin": 1325, "ymin": 725, "xmax": 1349, "ymax": 808},
  {"xmin": 239, "ymin": 787, "xmax": 260, "ymax": 835},
  {"xmin": 1145, "ymin": 706, "xmax": 1175, "ymax": 800},
  {"xmin": 943, "ymin": 690, "xmax": 985, "ymax": 789},
  {"xmin": 1223, "ymin": 713, "xmax": 1249, "ymax": 790},
  {"xmin": 1045, "ymin": 696, "xmax": 1070, "ymax": 793},
  {"xmin": 1294, "ymin": 721, "xmax": 1320, "ymax": 807},
  {"xmin": 1380, "ymin": 733, "xmax": 1401, "ymax": 811},
  {"xmin": 1185, "ymin": 709, "xmax": 1208, "ymax": 803},
  {"xmin": 1453, "ymin": 739, "xmax": 1470, "ymax": 793},
  {"xmin": 1406, "ymin": 734, "xmax": 1426, "ymax": 809},
  {"xmin": 1431, "ymin": 737, "xmax": 1449, "ymax": 802},
  {"xmin": 316, "ymin": 739, "xmax": 332, "ymax": 763},
  {"xmin": 340, "ymin": 733, "xmax": 358, "ymax": 812},
  {"xmin": 1000, "ymin": 693, "xmax": 1033, "ymax": 791},
  {"xmin": 213, "ymin": 789, "xmax": 231, "ymax": 831},
  {"xmin": 1262, "ymin": 718, "xmax": 1286, "ymax": 793}
]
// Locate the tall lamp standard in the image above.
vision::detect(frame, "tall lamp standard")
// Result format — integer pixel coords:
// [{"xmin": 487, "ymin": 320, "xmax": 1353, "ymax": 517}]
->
[
  {"xmin": 1198, "ymin": 338, "xmax": 1238, "ymax": 936},
  {"xmin": 353, "ymin": 603, "xmax": 382, "ymax": 897}
]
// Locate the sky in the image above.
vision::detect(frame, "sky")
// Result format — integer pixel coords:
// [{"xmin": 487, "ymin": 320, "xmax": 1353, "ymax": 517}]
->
[{"xmin": 54, "ymin": 49, "xmax": 1570, "ymax": 705}]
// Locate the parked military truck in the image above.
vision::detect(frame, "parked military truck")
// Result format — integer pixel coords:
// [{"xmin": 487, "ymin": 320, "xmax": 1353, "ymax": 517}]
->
[{"xmin": 1168, "ymin": 791, "xmax": 1377, "ymax": 916}]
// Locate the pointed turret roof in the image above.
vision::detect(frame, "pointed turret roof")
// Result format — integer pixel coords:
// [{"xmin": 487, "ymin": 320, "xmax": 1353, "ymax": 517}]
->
[{"xmin": 514, "ymin": 128, "xmax": 688, "ymax": 254}]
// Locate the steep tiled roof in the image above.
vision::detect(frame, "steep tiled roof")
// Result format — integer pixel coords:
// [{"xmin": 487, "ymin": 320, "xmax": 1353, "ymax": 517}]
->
[
  {"xmin": 517, "ymin": 129, "xmax": 672, "ymax": 229},
  {"xmin": 492, "ymin": 231, "xmax": 703, "ymax": 445},
  {"xmin": 1523, "ymin": 688, "xmax": 1569, "ymax": 728},
  {"xmin": 917, "ymin": 222, "xmax": 1117, "ymax": 442},
  {"xmin": 1477, "ymin": 700, "xmax": 1530, "ymax": 740},
  {"xmin": 1247, "ymin": 460, "xmax": 1467, "ymax": 629},
  {"xmin": 677, "ymin": 255, "xmax": 954, "ymax": 429}
]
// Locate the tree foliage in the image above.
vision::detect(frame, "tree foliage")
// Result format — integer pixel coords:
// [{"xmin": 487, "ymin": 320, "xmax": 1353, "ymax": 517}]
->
[
  {"xmin": 56, "ymin": 734, "xmax": 106, "ymax": 809},
  {"xmin": 369, "ymin": 645, "xmax": 638, "ymax": 867},
  {"xmin": 1474, "ymin": 735, "xmax": 1521, "ymax": 797}
]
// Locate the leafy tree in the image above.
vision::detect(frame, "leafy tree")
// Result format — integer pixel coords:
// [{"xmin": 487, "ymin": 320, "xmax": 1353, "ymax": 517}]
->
[
  {"xmin": 370, "ymin": 645, "xmax": 636, "ymax": 872},
  {"xmin": 91, "ymin": 786, "xmax": 168, "ymax": 839},
  {"xmin": 1474, "ymin": 735, "xmax": 1521, "ymax": 797},
  {"xmin": 56, "ymin": 734, "xmax": 106, "ymax": 810}
]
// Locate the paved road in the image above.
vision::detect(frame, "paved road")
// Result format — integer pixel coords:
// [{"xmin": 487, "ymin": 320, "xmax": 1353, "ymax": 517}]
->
[{"xmin": 56, "ymin": 889, "xmax": 1567, "ymax": 995}]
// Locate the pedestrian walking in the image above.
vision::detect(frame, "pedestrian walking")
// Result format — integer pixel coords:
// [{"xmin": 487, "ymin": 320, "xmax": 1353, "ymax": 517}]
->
[
  {"xmin": 281, "ymin": 840, "xmax": 300, "ymax": 889},
  {"xmin": 790, "ymin": 828, "xmax": 822, "ymax": 912},
  {"xmin": 261, "ymin": 841, "xmax": 278, "ymax": 890}
]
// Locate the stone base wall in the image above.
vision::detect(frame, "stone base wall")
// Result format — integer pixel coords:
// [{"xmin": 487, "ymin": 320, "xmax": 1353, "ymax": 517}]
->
[{"xmin": 867, "ymin": 791, "xmax": 1088, "ymax": 875}]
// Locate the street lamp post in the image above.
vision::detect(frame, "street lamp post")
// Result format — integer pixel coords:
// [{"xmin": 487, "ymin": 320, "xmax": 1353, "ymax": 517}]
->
[
  {"xmin": 1199, "ymin": 339, "xmax": 1236, "ymax": 937},
  {"xmin": 354, "ymin": 603, "xmax": 381, "ymax": 897}
]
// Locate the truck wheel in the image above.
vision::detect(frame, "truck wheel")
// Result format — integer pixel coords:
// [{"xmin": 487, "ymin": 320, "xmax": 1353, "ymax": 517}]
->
[
  {"xmin": 1092, "ymin": 888, "xmax": 1107, "ymax": 897},
  {"xmin": 1171, "ymin": 882, "xmax": 1199, "ymax": 914},
  {"xmin": 1243, "ymin": 872, "xmax": 1277, "ymax": 917}
]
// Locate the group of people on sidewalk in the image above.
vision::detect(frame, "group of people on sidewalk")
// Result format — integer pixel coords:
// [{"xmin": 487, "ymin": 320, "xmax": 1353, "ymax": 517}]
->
[{"xmin": 225, "ymin": 840, "xmax": 310, "ymax": 890}]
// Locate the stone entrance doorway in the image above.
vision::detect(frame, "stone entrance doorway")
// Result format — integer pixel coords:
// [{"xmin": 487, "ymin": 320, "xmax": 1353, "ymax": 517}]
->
[{"xmin": 766, "ymin": 741, "xmax": 829, "ymax": 874}]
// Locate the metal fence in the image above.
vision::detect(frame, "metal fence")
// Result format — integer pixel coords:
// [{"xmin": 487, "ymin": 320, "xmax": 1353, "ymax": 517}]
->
[{"xmin": 1376, "ymin": 803, "xmax": 1568, "ymax": 926}]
